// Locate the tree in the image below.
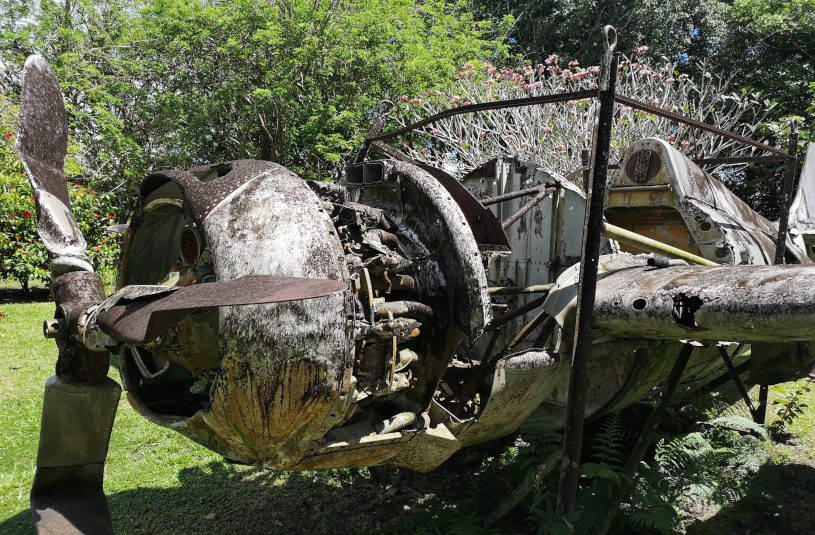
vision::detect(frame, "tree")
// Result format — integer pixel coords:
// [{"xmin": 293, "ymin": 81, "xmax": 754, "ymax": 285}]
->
[
  {"xmin": 0, "ymin": 0, "xmax": 510, "ymax": 187},
  {"xmin": 389, "ymin": 51, "xmax": 774, "ymax": 182}
]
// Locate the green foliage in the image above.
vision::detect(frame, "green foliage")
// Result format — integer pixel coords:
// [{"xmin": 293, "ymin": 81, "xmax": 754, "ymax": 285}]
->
[
  {"xmin": 0, "ymin": 0, "xmax": 509, "ymax": 186},
  {"xmin": 0, "ymin": 138, "xmax": 124, "ymax": 290},
  {"xmin": 767, "ymin": 382, "xmax": 812, "ymax": 439}
]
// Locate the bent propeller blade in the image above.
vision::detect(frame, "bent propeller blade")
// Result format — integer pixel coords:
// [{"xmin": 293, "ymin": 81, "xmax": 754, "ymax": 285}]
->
[
  {"xmin": 97, "ymin": 275, "xmax": 348, "ymax": 345},
  {"xmin": 16, "ymin": 54, "xmax": 92, "ymax": 275}
]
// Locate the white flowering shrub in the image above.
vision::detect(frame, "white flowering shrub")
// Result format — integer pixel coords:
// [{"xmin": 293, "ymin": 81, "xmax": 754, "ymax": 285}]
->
[{"xmin": 390, "ymin": 47, "xmax": 776, "ymax": 182}]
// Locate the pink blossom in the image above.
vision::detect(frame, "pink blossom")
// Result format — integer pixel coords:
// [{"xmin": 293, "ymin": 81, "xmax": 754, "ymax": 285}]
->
[
  {"xmin": 567, "ymin": 100, "xmax": 577, "ymax": 106},
  {"xmin": 488, "ymin": 66, "xmax": 497, "ymax": 74},
  {"xmin": 422, "ymin": 148, "xmax": 429, "ymax": 154},
  {"xmin": 543, "ymin": 127, "xmax": 552, "ymax": 133},
  {"xmin": 634, "ymin": 45, "xmax": 649, "ymax": 55},
  {"xmin": 590, "ymin": 66, "xmax": 601, "ymax": 74},
  {"xmin": 463, "ymin": 101, "xmax": 472, "ymax": 106},
  {"xmin": 569, "ymin": 60, "xmax": 579, "ymax": 66},
  {"xmin": 451, "ymin": 96, "xmax": 461, "ymax": 104},
  {"xmin": 479, "ymin": 132, "xmax": 486, "ymax": 138},
  {"xmin": 534, "ymin": 81, "xmax": 542, "ymax": 88},
  {"xmin": 486, "ymin": 79, "xmax": 496, "ymax": 85},
  {"xmin": 648, "ymin": 96, "xmax": 661, "ymax": 106},
  {"xmin": 400, "ymin": 95, "xmax": 408, "ymax": 102},
  {"xmin": 555, "ymin": 144, "xmax": 567, "ymax": 152},
  {"xmin": 668, "ymin": 135, "xmax": 676, "ymax": 142},
  {"xmin": 666, "ymin": 78, "xmax": 675, "ymax": 83},
  {"xmin": 681, "ymin": 140, "xmax": 690, "ymax": 147},
  {"xmin": 589, "ymin": 83, "xmax": 597, "ymax": 89},
  {"xmin": 458, "ymin": 139, "xmax": 467, "ymax": 145},
  {"xmin": 4, "ymin": 132, "xmax": 12, "ymax": 139},
  {"xmin": 505, "ymin": 135, "xmax": 515, "ymax": 141},
  {"xmin": 496, "ymin": 73, "xmax": 503, "ymax": 81},
  {"xmin": 622, "ymin": 106, "xmax": 632, "ymax": 112},
  {"xmin": 521, "ymin": 142, "xmax": 528, "ymax": 148},
  {"xmin": 524, "ymin": 65, "xmax": 534, "ymax": 75},
  {"xmin": 679, "ymin": 74, "xmax": 689, "ymax": 81},
  {"xmin": 631, "ymin": 63, "xmax": 640, "ymax": 69},
  {"xmin": 524, "ymin": 84, "xmax": 533, "ymax": 91},
  {"xmin": 545, "ymin": 58, "xmax": 554, "ymax": 65},
  {"xmin": 640, "ymin": 69, "xmax": 652, "ymax": 76}
]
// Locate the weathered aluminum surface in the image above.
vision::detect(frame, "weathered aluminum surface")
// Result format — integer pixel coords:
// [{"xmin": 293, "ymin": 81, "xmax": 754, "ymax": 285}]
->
[
  {"xmin": 31, "ymin": 463, "xmax": 113, "ymax": 535},
  {"xmin": 455, "ymin": 349, "xmax": 566, "ymax": 447},
  {"xmin": 386, "ymin": 424, "xmax": 460, "ymax": 473},
  {"xmin": 415, "ymin": 163, "xmax": 511, "ymax": 250},
  {"xmin": 788, "ymin": 143, "xmax": 815, "ymax": 260},
  {"xmin": 352, "ymin": 161, "xmax": 491, "ymax": 343},
  {"xmin": 607, "ymin": 138, "xmax": 809, "ymax": 265},
  {"xmin": 570, "ymin": 254, "xmax": 815, "ymax": 342},
  {"xmin": 15, "ymin": 55, "xmax": 92, "ymax": 276},
  {"xmin": 96, "ymin": 275, "xmax": 347, "ymax": 345},
  {"xmin": 199, "ymin": 167, "xmax": 354, "ymax": 468}
]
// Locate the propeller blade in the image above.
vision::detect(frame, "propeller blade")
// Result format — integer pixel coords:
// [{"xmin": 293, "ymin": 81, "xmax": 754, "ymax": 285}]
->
[
  {"xmin": 96, "ymin": 275, "xmax": 348, "ymax": 345},
  {"xmin": 16, "ymin": 55, "xmax": 92, "ymax": 275}
]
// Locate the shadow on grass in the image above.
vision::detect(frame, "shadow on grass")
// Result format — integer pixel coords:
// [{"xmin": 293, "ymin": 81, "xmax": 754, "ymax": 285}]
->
[
  {"xmin": 686, "ymin": 462, "xmax": 815, "ymax": 535},
  {"xmin": 0, "ymin": 285, "xmax": 51, "ymax": 304},
  {"xmin": 0, "ymin": 454, "xmax": 491, "ymax": 535}
]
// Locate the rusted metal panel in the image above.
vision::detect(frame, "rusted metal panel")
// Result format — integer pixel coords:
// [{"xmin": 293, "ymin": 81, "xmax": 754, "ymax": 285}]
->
[
  {"xmin": 415, "ymin": 163, "xmax": 511, "ymax": 250},
  {"xmin": 567, "ymin": 254, "xmax": 815, "ymax": 342},
  {"xmin": 455, "ymin": 349, "xmax": 566, "ymax": 447},
  {"xmin": 607, "ymin": 138, "xmax": 810, "ymax": 265},
  {"xmin": 200, "ymin": 169, "xmax": 354, "ymax": 469},
  {"xmin": 387, "ymin": 425, "xmax": 460, "ymax": 473},
  {"xmin": 96, "ymin": 275, "xmax": 346, "ymax": 345}
]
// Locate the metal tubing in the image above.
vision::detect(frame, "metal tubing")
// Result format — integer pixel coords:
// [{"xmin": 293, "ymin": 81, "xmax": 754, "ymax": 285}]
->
[
  {"xmin": 501, "ymin": 187, "xmax": 556, "ymax": 230},
  {"xmin": 603, "ymin": 222, "xmax": 717, "ymax": 266},
  {"xmin": 482, "ymin": 184, "xmax": 557, "ymax": 206},
  {"xmin": 596, "ymin": 343, "xmax": 695, "ymax": 535},
  {"xmin": 581, "ymin": 149, "xmax": 591, "ymax": 195},
  {"xmin": 717, "ymin": 346, "xmax": 756, "ymax": 415},
  {"xmin": 616, "ymin": 95, "xmax": 791, "ymax": 159},
  {"xmin": 774, "ymin": 131, "xmax": 799, "ymax": 265},
  {"xmin": 699, "ymin": 360, "xmax": 750, "ymax": 396},
  {"xmin": 486, "ymin": 294, "xmax": 549, "ymax": 330},
  {"xmin": 368, "ymin": 89, "xmax": 597, "ymax": 143},
  {"xmin": 557, "ymin": 32, "xmax": 618, "ymax": 513},
  {"xmin": 353, "ymin": 101, "xmax": 393, "ymax": 164},
  {"xmin": 693, "ymin": 155, "xmax": 791, "ymax": 166},
  {"xmin": 484, "ymin": 449, "xmax": 563, "ymax": 527},
  {"xmin": 488, "ymin": 284, "xmax": 553, "ymax": 296}
]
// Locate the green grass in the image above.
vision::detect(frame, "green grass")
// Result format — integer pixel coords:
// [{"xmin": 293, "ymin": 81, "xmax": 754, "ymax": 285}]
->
[{"xmin": 3, "ymin": 294, "xmax": 815, "ymax": 534}]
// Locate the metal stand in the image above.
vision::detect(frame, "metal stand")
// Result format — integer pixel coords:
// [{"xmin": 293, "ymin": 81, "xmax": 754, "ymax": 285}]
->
[{"xmin": 556, "ymin": 26, "xmax": 618, "ymax": 512}]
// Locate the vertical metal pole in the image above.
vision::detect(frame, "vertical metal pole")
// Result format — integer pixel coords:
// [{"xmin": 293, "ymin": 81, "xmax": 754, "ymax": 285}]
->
[
  {"xmin": 595, "ymin": 343, "xmax": 695, "ymax": 535},
  {"xmin": 754, "ymin": 129, "xmax": 799, "ymax": 425},
  {"xmin": 755, "ymin": 385, "xmax": 769, "ymax": 425},
  {"xmin": 581, "ymin": 148, "xmax": 591, "ymax": 195},
  {"xmin": 556, "ymin": 26, "xmax": 618, "ymax": 513}
]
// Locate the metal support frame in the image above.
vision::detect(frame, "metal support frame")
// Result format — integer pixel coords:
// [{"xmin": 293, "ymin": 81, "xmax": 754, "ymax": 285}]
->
[
  {"xmin": 501, "ymin": 187, "xmax": 556, "ymax": 230},
  {"xmin": 556, "ymin": 27, "xmax": 619, "ymax": 512},
  {"xmin": 717, "ymin": 346, "xmax": 756, "ymax": 415},
  {"xmin": 595, "ymin": 343, "xmax": 695, "ymax": 535},
  {"xmin": 753, "ymin": 130, "xmax": 800, "ymax": 425}
]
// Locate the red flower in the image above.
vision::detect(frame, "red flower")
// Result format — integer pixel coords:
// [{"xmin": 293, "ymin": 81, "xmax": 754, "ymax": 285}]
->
[
  {"xmin": 22, "ymin": 211, "xmax": 32, "ymax": 219},
  {"xmin": 93, "ymin": 246, "xmax": 101, "ymax": 252},
  {"xmin": 15, "ymin": 235, "xmax": 21, "ymax": 240},
  {"xmin": 0, "ymin": 312, "xmax": 5, "ymax": 317},
  {"xmin": 30, "ymin": 196, "xmax": 35, "ymax": 201},
  {"xmin": 93, "ymin": 213, "xmax": 99, "ymax": 219},
  {"xmin": 4, "ymin": 132, "xmax": 12, "ymax": 139},
  {"xmin": 101, "ymin": 239, "xmax": 107, "ymax": 244}
]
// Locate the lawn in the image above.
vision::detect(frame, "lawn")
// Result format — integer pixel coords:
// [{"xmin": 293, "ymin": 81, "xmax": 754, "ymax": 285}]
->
[{"xmin": 2, "ymin": 287, "xmax": 815, "ymax": 535}]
